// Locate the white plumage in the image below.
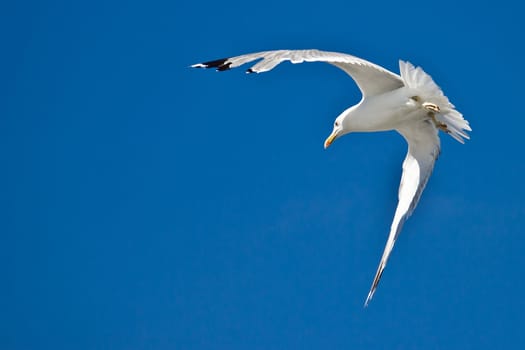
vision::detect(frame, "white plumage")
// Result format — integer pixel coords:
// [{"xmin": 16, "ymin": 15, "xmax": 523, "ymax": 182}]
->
[{"xmin": 192, "ymin": 49, "xmax": 471, "ymax": 306}]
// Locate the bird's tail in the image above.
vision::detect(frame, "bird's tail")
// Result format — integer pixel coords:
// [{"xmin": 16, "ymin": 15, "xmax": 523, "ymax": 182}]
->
[{"xmin": 399, "ymin": 60, "xmax": 471, "ymax": 143}]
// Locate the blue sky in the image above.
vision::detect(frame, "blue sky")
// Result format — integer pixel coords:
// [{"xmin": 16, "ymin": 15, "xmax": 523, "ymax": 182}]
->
[{"xmin": 2, "ymin": 0, "xmax": 525, "ymax": 349}]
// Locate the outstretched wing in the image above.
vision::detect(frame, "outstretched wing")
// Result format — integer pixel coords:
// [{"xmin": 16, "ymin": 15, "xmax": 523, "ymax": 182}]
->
[
  {"xmin": 192, "ymin": 49, "xmax": 404, "ymax": 97},
  {"xmin": 364, "ymin": 119, "xmax": 440, "ymax": 306}
]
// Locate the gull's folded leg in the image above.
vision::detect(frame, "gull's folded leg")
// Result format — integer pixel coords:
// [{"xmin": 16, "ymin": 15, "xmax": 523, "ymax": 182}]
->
[
  {"xmin": 429, "ymin": 112, "xmax": 450, "ymax": 133},
  {"xmin": 422, "ymin": 102, "xmax": 440, "ymax": 113}
]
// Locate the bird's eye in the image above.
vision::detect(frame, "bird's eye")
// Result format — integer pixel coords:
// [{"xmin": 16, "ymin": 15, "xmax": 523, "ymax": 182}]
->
[{"xmin": 335, "ymin": 121, "xmax": 340, "ymax": 127}]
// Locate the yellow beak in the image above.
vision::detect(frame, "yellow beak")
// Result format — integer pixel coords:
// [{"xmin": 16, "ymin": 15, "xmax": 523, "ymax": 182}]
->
[{"xmin": 324, "ymin": 131, "xmax": 339, "ymax": 149}]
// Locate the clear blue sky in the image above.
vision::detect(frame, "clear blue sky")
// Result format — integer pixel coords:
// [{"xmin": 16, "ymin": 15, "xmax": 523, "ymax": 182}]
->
[{"xmin": 2, "ymin": 0, "xmax": 524, "ymax": 349}]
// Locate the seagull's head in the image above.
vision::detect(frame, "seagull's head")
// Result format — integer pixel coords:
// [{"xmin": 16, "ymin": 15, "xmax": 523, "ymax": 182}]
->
[{"xmin": 324, "ymin": 107, "xmax": 355, "ymax": 149}]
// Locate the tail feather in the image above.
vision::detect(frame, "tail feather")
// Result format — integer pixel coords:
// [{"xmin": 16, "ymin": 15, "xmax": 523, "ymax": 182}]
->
[{"xmin": 399, "ymin": 60, "xmax": 471, "ymax": 143}]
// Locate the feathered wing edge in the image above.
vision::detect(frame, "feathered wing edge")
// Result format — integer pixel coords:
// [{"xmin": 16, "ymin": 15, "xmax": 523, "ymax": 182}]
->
[
  {"xmin": 365, "ymin": 121, "xmax": 441, "ymax": 306},
  {"xmin": 192, "ymin": 49, "xmax": 404, "ymax": 96}
]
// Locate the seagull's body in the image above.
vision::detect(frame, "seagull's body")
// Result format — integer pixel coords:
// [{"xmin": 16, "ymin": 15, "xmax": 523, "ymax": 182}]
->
[{"xmin": 192, "ymin": 49, "xmax": 471, "ymax": 306}]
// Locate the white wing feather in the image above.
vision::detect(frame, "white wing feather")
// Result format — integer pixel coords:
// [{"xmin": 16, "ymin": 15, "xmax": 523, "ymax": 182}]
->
[
  {"xmin": 192, "ymin": 49, "xmax": 404, "ymax": 97},
  {"xmin": 364, "ymin": 119, "xmax": 440, "ymax": 306}
]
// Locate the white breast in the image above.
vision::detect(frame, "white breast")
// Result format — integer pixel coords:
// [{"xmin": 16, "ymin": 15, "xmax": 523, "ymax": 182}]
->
[{"xmin": 348, "ymin": 87, "xmax": 421, "ymax": 132}]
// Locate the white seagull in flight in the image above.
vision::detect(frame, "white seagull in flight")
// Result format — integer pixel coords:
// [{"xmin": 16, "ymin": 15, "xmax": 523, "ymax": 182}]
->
[{"xmin": 192, "ymin": 49, "xmax": 471, "ymax": 306}]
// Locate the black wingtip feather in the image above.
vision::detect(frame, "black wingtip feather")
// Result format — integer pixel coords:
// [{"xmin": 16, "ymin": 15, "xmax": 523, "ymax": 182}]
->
[
  {"xmin": 216, "ymin": 62, "xmax": 232, "ymax": 71},
  {"xmin": 201, "ymin": 58, "xmax": 228, "ymax": 68},
  {"xmin": 246, "ymin": 68, "xmax": 254, "ymax": 74},
  {"xmin": 198, "ymin": 58, "xmax": 232, "ymax": 71}
]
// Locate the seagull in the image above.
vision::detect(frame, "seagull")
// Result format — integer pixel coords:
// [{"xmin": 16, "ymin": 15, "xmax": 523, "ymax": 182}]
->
[{"xmin": 192, "ymin": 49, "xmax": 471, "ymax": 306}]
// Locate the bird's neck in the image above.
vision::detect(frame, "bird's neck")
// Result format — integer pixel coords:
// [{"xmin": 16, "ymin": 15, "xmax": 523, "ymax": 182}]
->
[{"xmin": 346, "ymin": 88, "xmax": 413, "ymax": 132}]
